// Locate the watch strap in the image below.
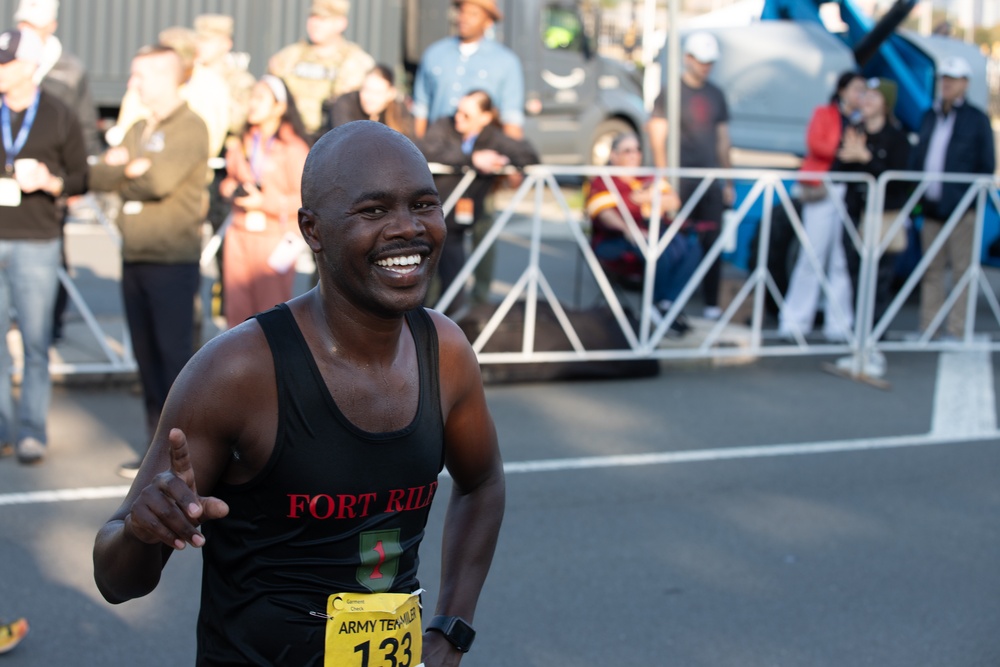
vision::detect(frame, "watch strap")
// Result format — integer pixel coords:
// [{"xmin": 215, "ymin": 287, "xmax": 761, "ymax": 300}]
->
[{"xmin": 427, "ymin": 615, "xmax": 475, "ymax": 652}]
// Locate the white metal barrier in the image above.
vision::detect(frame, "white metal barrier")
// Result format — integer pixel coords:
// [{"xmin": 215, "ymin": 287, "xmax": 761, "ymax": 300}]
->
[
  {"xmin": 866, "ymin": 170, "xmax": 1000, "ymax": 354},
  {"xmin": 55, "ymin": 165, "xmax": 997, "ymax": 378},
  {"xmin": 47, "ymin": 193, "xmax": 137, "ymax": 377},
  {"xmin": 432, "ymin": 164, "xmax": 1000, "ymax": 370}
]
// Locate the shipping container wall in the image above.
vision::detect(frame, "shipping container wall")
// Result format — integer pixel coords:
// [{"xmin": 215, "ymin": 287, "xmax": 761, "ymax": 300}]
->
[{"xmin": 0, "ymin": 0, "xmax": 404, "ymax": 109}]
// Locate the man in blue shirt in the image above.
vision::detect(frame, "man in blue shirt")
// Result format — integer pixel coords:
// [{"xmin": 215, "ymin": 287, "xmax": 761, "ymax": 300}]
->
[
  {"xmin": 412, "ymin": 0, "xmax": 524, "ymax": 140},
  {"xmin": 413, "ymin": 0, "xmax": 526, "ymax": 309}
]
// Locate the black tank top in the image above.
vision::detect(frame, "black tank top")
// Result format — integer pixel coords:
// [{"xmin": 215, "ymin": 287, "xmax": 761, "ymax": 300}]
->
[{"xmin": 196, "ymin": 304, "xmax": 445, "ymax": 667}]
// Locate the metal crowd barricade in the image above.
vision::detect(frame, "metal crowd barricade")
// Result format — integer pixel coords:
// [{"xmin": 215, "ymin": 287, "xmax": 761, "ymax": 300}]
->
[
  {"xmin": 436, "ymin": 164, "xmax": 885, "ymax": 366},
  {"xmin": 75, "ymin": 163, "xmax": 997, "ymax": 377},
  {"xmin": 48, "ymin": 193, "xmax": 137, "ymax": 377},
  {"xmin": 864, "ymin": 170, "xmax": 1000, "ymax": 357}
]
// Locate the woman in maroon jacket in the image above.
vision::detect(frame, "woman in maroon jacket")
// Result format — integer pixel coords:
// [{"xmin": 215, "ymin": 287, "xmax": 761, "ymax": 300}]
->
[{"xmin": 219, "ymin": 75, "xmax": 310, "ymax": 328}]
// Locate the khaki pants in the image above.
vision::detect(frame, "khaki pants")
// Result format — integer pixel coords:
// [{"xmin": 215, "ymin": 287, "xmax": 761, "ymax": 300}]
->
[{"xmin": 919, "ymin": 211, "xmax": 975, "ymax": 337}]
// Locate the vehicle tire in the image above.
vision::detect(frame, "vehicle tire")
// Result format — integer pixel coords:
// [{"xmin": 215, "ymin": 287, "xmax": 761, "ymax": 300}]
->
[{"xmin": 589, "ymin": 118, "xmax": 635, "ymax": 166}]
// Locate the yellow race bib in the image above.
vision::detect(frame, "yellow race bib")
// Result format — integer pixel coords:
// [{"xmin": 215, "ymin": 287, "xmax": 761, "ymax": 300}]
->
[{"xmin": 324, "ymin": 591, "xmax": 423, "ymax": 667}]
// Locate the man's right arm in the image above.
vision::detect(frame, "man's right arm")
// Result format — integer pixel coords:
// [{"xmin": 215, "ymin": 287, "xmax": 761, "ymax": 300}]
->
[
  {"xmin": 647, "ymin": 117, "xmax": 668, "ymax": 170},
  {"xmin": 411, "ymin": 48, "xmax": 435, "ymax": 139},
  {"xmin": 646, "ymin": 90, "xmax": 668, "ymax": 169},
  {"xmin": 93, "ymin": 324, "xmax": 272, "ymax": 603}
]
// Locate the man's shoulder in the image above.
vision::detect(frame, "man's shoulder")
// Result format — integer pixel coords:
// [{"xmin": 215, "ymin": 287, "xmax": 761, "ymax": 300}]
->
[
  {"xmin": 424, "ymin": 308, "xmax": 474, "ymax": 354},
  {"xmin": 269, "ymin": 41, "xmax": 311, "ymax": 70},
  {"xmin": 339, "ymin": 39, "xmax": 374, "ymax": 59},
  {"xmin": 479, "ymin": 38, "xmax": 519, "ymax": 62},
  {"xmin": 703, "ymin": 80, "xmax": 728, "ymax": 100},
  {"xmin": 958, "ymin": 101, "xmax": 991, "ymax": 124},
  {"xmin": 164, "ymin": 104, "xmax": 210, "ymax": 146},
  {"xmin": 424, "ymin": 37, "xmax": 459, "ymax": 59},
  {"xmin": 192, "ymin": 318, "xmax": 272, "ymax": 383}
]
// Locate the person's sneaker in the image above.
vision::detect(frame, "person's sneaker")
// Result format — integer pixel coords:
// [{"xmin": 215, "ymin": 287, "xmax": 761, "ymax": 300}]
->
[
  {"xmin": 703, "ymin": 306, "xmax": 723, "ymax": 321},
  {"xmin": 672, "ymin": 313, "xmax": 692, "ymax": 334},
  {"xmin": 117, "ymin": 460, "xmax": 142, "ymax": 479},
  {"xmin": 15, "ymin": 437, "xmax": 46, "ymax": 465},
  {"xmin": 0, "ymin": 618, "xmax": 28, "ymax": 654}
]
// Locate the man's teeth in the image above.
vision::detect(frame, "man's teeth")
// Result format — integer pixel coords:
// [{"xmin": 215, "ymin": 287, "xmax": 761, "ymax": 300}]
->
[{"xmin": 376, "ymin": 254, "xmax": 422, "ymax": 270}]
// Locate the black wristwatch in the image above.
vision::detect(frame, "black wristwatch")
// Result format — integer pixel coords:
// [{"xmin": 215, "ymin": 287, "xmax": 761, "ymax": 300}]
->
[{"xmin": 427, "ymin": 615, "xmax": 476, "ymax": 652}]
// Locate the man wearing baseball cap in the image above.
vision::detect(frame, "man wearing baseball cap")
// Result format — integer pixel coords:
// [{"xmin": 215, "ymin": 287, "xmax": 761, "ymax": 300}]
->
[
  {"xmin": 267, "ymin": 0, "xmax": 374, "ymax": 140},
  {"xmin": 12, "ymin": 0, "xmax": 98, "ymax": 155},
  {"xmin": 647, "ymin": 30, "xmax": 735, "ymax": 321},
  {"xmin": 0, "ymin": 27, "xmax": 88, "ymax": 464},
  {"xmin": 910, "ymin": 55, "xmax": 995, "ymax": 339}
]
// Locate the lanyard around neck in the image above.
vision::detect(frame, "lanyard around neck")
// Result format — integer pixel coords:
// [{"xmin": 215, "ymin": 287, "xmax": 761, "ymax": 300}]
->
[
  {"xmin": 2, "ymin": 91, "xmax": 41, "ymax": 172},
  {"xmin": 249, "ymin": 130, "xmax": 276, "ymax": 184}
]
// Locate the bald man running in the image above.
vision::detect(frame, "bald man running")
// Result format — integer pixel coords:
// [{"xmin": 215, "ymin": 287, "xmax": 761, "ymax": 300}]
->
[{"xmin": 94, "ymin": 121, "xmax": 505, "ymax": 667}]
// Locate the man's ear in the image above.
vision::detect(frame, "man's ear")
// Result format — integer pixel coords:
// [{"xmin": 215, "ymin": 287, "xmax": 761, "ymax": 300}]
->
[{"xmin": 298, "ymin": 208, "xmax": 322, "ymax": 252}]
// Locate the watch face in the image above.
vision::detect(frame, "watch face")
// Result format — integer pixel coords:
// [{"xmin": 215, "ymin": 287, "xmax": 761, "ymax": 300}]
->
[{"xmin": 449, "ymin": 617, "xmax": 475, "ymax": 651}]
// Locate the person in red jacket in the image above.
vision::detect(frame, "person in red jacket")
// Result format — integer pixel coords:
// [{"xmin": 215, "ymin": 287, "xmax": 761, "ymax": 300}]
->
[
  {"xmin": 219, "ymin": 75, "xmax": 310, "ymax": 328},
  {"xmin": 780, "ymin": 71, "xmax": 866, "ymax": 342}
]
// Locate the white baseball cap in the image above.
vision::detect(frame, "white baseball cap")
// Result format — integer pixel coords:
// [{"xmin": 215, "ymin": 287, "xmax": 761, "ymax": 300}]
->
[
  {"xmin": 937, "ymin": 55, "xmax": 971, "ymax": 79},
  {"xmin": 684, "ymin": 31, "xmax": 720, "ymax": 64},
  {"xmin": 13, "ymin": 0, "xmax": 59, "ymax": 28},
  {"xmin": 0, "ymin": 28, "xmax": 43, "ymax": 65}
]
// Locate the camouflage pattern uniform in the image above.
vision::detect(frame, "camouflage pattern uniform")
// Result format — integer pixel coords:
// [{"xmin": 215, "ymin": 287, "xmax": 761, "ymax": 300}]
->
[{"xmin": 267, "ymin": 39, "xmax": 374, "ymax": 138}]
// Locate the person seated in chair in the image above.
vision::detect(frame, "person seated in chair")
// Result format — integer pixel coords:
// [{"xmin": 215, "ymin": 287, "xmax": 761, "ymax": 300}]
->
[{"xmin": 586, "ymin": 132, "xmax": 701, "ymax": 335}]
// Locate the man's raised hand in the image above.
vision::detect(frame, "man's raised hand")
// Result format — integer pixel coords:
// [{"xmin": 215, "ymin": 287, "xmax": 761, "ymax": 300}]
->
[{"xmin": 123, "ymin": 428, "xmax": 229, "ymax": 551}]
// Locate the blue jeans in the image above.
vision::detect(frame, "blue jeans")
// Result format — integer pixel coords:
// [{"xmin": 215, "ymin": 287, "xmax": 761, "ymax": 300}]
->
[
  {"xmin": 595, "ymin": 232, "xmax": 702, "ymax": 304},
  {"xmin": 0, "ymin": 238, "xmax": 62, "ymax": 444}
]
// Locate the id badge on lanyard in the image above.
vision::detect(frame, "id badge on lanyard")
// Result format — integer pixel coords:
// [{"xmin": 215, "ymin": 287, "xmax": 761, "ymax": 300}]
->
[{"xmin": 1, "ymin": 91, "xmax": 40, "ymax": 207}]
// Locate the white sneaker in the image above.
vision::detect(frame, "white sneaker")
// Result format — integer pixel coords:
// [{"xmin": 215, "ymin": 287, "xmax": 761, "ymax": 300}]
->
[
  {"xmin": 703, "ymin": 306, "xmax": 723, "ymax": 320},
  {"xmin": 15, "ymin": 437, "xmax": 47, "ymax": 465}
]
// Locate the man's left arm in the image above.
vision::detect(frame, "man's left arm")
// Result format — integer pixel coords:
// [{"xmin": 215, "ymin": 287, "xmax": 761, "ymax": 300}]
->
[
  {"xmin": 57, "ymin": 106, "xmax": 89, "ymax": 197},
  {"xmin": 716, "ymin": 121, "xmax": 735, "ymax": 206},
  {"xmin": 119, "ymin": 118, "xmax": 209, "ymax": 201},
  {"xmin": 499, "ymin": 51, "xmax": 526, "ymax": 140},
  {"xmin": 426, "ymin": 312, "xmax": 505, "ymax": 666},
  {"xmin": 976, "ymin": 111, "xmax": 996, "ymax": 175}
]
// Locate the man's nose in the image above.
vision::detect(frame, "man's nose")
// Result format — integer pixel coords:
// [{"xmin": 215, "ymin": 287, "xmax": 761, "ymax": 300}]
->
[{"xmin": 386, "ymin": 206, "xmax": 426, "ymax": 238}]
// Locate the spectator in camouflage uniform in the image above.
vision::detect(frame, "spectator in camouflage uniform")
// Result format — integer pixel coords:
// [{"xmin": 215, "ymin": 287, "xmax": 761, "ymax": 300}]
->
[
  {"xmin": 267, "ymin": 0, "xmax": 374, "ymax": 141},
  {"xmin": 195, "ymin": 14, "xmax": 255, "ymax": 139}
]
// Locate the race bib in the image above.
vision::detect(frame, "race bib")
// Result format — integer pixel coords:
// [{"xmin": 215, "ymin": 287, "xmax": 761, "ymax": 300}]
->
[
  {"xmin": 0, "ymin": 178, "xmax": 21, "ymax": 207},
  {"xmin": 324, "ymin": 591, "xmax": 423, "ymax": 667}
]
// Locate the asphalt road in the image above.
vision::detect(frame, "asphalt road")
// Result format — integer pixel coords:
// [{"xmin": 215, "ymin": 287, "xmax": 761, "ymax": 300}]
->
[
  {"xmin": 2, "ymin": 214, "xmax": 1000, "ymax": 665},
  {"xmin": 1, "ymin": 348, "xmax": 999, "ymax": 666}
]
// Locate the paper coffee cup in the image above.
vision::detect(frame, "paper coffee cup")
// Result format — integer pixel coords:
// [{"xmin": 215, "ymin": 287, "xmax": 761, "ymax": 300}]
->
[{"xmin": 13, "ymin": 159, "xmax": 39, "ymax": 183}]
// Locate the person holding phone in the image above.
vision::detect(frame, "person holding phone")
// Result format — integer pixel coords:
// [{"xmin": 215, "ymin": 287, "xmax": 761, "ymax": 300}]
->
[{"xmin": 219, "ymin": 75, "xmax": 310, "ymax": 328}]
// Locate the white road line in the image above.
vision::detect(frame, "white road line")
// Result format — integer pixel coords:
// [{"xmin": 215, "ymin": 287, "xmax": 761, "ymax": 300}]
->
[
  {"xmin": 3, "ymin": 352, "xmax": 997, "ymax": 507},
  {"xmin": 2, "ymin": 432, "xmax": 998, "ymax": 507},
  {"xmin": 501, "ymin": 431, "xmax": 999, "ymax": 474},
  {"xmin": 931, "ymin": 349, "xmax": 997, "ymax": 437},
  {"xmin": 0, "ymin": 485, "xmax": 131, "ymax": 506}
]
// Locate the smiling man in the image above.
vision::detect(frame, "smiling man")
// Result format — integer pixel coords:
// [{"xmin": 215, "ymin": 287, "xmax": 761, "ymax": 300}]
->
[{"xmin": 94, "ymin": 121, "xmax": 505, "ymax": 667}]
